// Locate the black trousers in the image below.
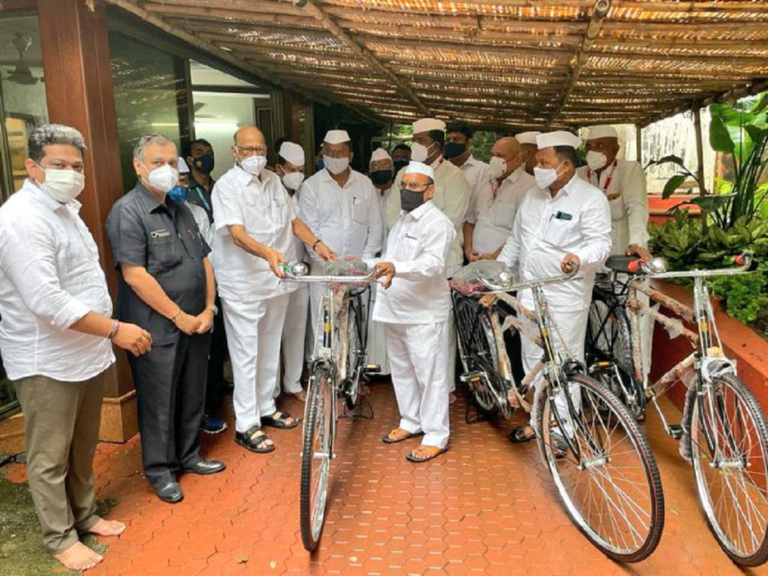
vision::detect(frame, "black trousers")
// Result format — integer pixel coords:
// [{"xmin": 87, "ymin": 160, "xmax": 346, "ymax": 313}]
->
[
  {"xmin": 498, "ymin": 300, "xmax": 526, "ymax": 386},
  {"xmin": 205, "ymin": 294, "xmax": 227, "ymax": 414},
  {"xmin": 129, "ymin": 330, "xmax": 211, "ymax": 487}
]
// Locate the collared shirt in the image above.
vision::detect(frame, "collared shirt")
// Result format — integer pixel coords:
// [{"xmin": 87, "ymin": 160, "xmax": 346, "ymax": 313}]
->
[
  {"xmin": 0, "ymin": 180, "xmax": 115, "ymax": 381},
  {"xmin": 460, "ymin": 154, "xmax": 490, "ymax": 207},
  {"xmin": 466, "ymin": 166, "xmax": 536, "ymax": 254},
  {"xmin": 498, "ymin": 175, "xmax": 612, "ymax": 311},
  {"xmin": 386, "ymin": 157, "xmax": 471, "ymax": 275},
  {"xmin": 298, "ymin": 168, "xmax": 382, "ymax": 262},
  {"xmin": 373, "ymin": 201, "xmax": 456, "ymax": 325},
  {"xmin": 212, "ymin": 165, "xmax": 298, "ymax": 302},
  {"xmin": 577, "ymin": 159, "xmax": 649, "ymax": 254},
  {"xmin": 187, "ymin": 175, "xmax": 216, "ymax": 223},
  {"xmin": 107, "ymin": 182, "xmax": 211, "ymax": 345}
]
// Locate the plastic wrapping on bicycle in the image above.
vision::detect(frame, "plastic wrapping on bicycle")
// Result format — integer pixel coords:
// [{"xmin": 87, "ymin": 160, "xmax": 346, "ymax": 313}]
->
[{"xmin": 450, "ymin": 261, "xmax": 515, "ymax": 296}]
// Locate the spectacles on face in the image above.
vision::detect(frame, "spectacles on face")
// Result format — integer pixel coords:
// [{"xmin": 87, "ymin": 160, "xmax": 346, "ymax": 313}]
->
[
  {"xmin": 401, "ymin": 180, "xmax": 429, "ymax": 191},
  {"xmin": 235, "ymin": 145, "xmax": 268, "ymax": 157}
]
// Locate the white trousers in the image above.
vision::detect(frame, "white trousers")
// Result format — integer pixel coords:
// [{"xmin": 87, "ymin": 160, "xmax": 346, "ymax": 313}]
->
[
  {"xmin": 222, "ymin": 293, "xmax": 290, "ymax": 433},
  {"xmin": 278, "ymin": 285, "xmax": 309, "ymax": 395},
  {"xmin": 386, "ymin": 322, "xmax": 450, "ymax": 449},
  {"xmin": 366, "ymin": 284, "xmax": 390, "ymax": 375},
  {"xmin": 522, "ymin": 307, "xmax": 589, "ymax": 436}
]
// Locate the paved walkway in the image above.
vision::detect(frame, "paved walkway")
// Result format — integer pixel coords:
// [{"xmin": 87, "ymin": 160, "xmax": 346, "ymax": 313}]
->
[{"xmin": 4, "ymin": 381, "xmax": 767, "ymax": 575}]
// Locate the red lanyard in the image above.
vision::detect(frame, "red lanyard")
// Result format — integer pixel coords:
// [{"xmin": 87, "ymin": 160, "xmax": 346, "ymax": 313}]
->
[{"xmin": 587, "ymin": 159, "xmax": 618, "ymax": 194}]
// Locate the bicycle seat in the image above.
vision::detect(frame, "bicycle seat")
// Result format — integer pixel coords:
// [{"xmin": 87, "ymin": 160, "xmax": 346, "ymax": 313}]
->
[{"xmin": 605, "ymin": 255, "xmax": 644, "ymax": 274}]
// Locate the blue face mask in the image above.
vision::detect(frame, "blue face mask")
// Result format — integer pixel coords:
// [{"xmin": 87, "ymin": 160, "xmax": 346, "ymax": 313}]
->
[
  {"xmin": 315, "ymin": 156, "xmax": 325, "ymax": 172},
  {"xmin": 167, "ymin": 185, "xmax": 189, "ymax": 204}
]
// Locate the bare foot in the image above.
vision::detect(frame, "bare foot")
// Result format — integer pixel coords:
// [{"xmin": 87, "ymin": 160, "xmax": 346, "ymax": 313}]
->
[
  {"xmin": 54, "ymin": 541, "xmax": 103, "ymax": 571},
  {"xmin": 88, "ymin": 517, "xmax": 126, "ymax": 537},
  {"xmin": 449, "ymin": 392, "xmax": 457, "ymax": 405}
]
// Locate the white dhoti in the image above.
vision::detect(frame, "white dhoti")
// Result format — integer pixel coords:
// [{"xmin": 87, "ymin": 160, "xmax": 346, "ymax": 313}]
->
[
  {"xmin": 385, "ymin": 322, "xmax": 450, "ymax": 449},
  {"xmin": 521, "ymin": 307, "xmax": 589, "ymax": 436},
  {"xmin": 278, "ymin": 285, "xmax": 309, "ymax": 395},
  {"xmin": 366, "ymin": 284, "xmax": 390, "ymax": 375},
  {"xmin": 222, "ymin": 293, "xmax": 290, "ymax": 433}
]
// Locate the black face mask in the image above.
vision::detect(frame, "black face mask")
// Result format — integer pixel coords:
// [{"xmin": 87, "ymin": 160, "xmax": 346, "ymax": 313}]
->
[
  {"xmin": 370, "ymin": 169, "xmax": 393, "ymax": 186},
  {"xmin": 443, "ymin": 141, "xmax": 466, "ymax": 160},
  {"xmin": 192, "ymin": 152, "xmax": 215, "ymax": 175},
  {"xmin": 393, "ymin": 159, "xmax": 409, "ymax": 173},
  {"xmin": 400, "ymin": 188, "xmax": 426, "ymax": 213}
]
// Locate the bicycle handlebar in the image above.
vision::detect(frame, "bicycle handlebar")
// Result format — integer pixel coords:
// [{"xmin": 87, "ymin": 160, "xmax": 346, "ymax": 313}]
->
[
  {"xmin": 479, "ymin": 266, "xmax": 580, "ymax": 294},
  {"xmin": 633, "ymin": 252, "xmax": 753, "ymax": 280},
  {"xmin": 282, "ymin": 262, "xmax": 378, "ymax": 284}
]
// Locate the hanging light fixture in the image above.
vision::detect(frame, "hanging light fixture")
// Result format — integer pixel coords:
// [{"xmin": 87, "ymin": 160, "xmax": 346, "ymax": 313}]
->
[{"xmin": 6, "ymin": 34, "xmax": 37, "ymax": 86}]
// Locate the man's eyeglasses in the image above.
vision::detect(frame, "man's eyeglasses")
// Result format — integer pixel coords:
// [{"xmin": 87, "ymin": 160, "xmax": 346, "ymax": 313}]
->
[
  {"xmin": 235, "ymin": 145, "xmax": 268, "ymax": 157},
  {"xmin": 401, "ymin": 180, "xmax": 430, "ymax": 191}
]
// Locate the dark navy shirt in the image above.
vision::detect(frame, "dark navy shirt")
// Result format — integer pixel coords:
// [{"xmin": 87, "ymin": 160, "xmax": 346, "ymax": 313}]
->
[{"xmin": 106, "ymin": 182, "xmax": 211, "ymax": 345}]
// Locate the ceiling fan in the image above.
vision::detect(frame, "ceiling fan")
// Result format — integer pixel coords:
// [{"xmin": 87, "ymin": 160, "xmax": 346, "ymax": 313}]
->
[{"xmin": 5, "ymin": 34, "xmax": 39, "ymax": 85}]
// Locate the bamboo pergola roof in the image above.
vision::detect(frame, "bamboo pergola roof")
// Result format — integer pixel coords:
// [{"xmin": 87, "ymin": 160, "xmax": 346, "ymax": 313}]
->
[{"xmin": 109, "ymin": 0, "xmax": 768, "ymax": 131}]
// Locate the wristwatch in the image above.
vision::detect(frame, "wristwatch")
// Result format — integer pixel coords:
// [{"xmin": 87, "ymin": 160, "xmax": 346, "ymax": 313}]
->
[{"xmin": 207, "ymin": 304, "xmax": 218, "ymax": 316}]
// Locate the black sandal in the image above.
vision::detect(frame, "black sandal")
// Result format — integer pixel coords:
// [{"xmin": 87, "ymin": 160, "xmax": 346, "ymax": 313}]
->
[
  {"xmin": 235, "ymin": 426, "xmax": 275, "ymax": 453},
  {"xmin": 261, "ymin": 411, "xmax": 300, "ymax": 430},
  {"xmin": 508, "ymin": 426, "xmax": 536, "ymax": 444}
]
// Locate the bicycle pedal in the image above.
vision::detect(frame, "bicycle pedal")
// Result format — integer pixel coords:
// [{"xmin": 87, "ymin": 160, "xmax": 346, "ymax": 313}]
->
[
  {"xmin": 668, "ymin": 424, "xmax": 684, "ymax": 440},
  {"xmin": 364, "ymin": 364, "xmax": 381, "ymax": 374}
]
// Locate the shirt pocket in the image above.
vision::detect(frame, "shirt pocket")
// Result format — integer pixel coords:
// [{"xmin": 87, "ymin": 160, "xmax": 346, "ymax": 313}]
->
[
  {"xmin": 609, "ymin": 196, "xmax": 625, "ymax": 221},
  {"xmin": 351, "ymin": 197, "xmax": 368, "ymax": 225},
  {"xmin": 542, "ymin": 218, "xmax": 577, "ymax": 249},
  {"xmin": 148, "ymin": 234, "xmax": 183, "ymax": 273}
]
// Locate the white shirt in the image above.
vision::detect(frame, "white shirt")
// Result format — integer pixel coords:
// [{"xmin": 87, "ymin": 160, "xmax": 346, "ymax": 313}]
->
[
  {"xmin": 0, "ymin": 180, "xmax": 115, "ymax": 382},
  {"xmin": 186, "ymin": 201, "xmax": 213, "ymax": 249},
  {"xmin": 467, "ymin": 166, "xmax": 536, "ymax": 255},
  {"xmin": 373, "ymin": 201, "xmax": 456, "ymax": 325},
  {"xmin": 376, "ymin": 184, "xmax": 394, "ymax": 253},
  {"xmin": 212, "ymin": 165, "xmax": 298, "ymax": 302},
  {"xmin": 288, "ymin": 192, "xmax": 307, "ymax": 263},
  {"xmin": 498, "ymin": 175, "xmax": 612, "ymax": 311},
  {"xmin": 298, "ymin": 168, "xmax": 382, "ymax": 262},
  {"xmin": 386, "ymin": 158, "xmax": 471, "ymax": 275},
  {"xmin": 577, "ymin": 159, "xmax": 649, "ymax": 255},
  {"xmin": 459, "ymin": 154, "xmax": 490, "ymax": 211}
]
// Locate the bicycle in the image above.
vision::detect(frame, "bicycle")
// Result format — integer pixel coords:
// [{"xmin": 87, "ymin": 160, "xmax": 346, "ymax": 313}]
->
[
  {"xmin": 476, "ymin": 264, "xmax": 665, "ymax": 562},
  {"xmin": 586, "ymin": 252, "xmax": 768, "ymax": 566},
  {"xmin": 283, "ymin": 260, "xmax": 379, "ymax": 552}
]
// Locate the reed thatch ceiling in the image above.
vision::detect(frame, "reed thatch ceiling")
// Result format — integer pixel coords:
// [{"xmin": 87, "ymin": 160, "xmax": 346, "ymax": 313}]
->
[{"xmin": 109, "ymin": 0, "xmax": 768, "ymax": 130}]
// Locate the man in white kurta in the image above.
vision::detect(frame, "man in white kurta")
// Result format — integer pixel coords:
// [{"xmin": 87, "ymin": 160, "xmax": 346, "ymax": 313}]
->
[
  {"xmin": 464, "ymin": 136, "xmax": 536, "ymax": 261},
  {"xmin": 299, "ymin": 129, "xmax": 382, "ymax": 337},
  {"xmin": 367, "ymin": 147, "xmax": 395, "ymax": 375},
  {"xmin": 515, "ymin": 131, "xmax": 540, "ymax": 176},
  {"xmin": 577, "ymin": 125, "xmax": 650, "ymax": 260},
  {"xmin": 213, "ymin": 127, "xmax": 333, "ymax": 453},
  {"xmin": 374, "ymin": 162, "xmax": 456, "ymax": 463},
  {"xmin": 385, "ymin": 118, "xmax": 471, "ymax": 396},
  {"xmin": 498, "ymin": 131, "xmax": 611, "ymax": 447},
  {"xmin": 275, "ymin": 141, "xmax": 310, "ymax": 400},
  {"xmin": 445, "ymin": 121, "xmax": 490, "ymax": 211}
]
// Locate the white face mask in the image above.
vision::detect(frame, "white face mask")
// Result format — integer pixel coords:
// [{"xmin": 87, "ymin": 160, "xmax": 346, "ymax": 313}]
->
[
  {"xmin": 489, "ymin": 157, "xmax": 507, "ymax": 180},
  {"xmin": 586, "ymin": 151, "xmax": 608, "ymax": 171},
  {"xmin": 37, "ymin": 165, "xmax": 85, "ymax": 204},
  {"xmin": 282, "ymin": 171, "xmax": 305, "ymax": 190},
  {"xmin": 323, "ymin": 155, "xmax": 349, "ymax": 175},
  {"xmin": 534, "ymin": 162, "xmax": 565, "ymax": 189},
  {"xmin": 241, "ymin": 155, "xmax": 267, "ymax": 176},
  {"xmin": 410, "ymin": 142, "xmax": 433, "ymax": 163},
  {"xmin": 142, "ymin": 163, "xmax": 178, "ymax": 193}
]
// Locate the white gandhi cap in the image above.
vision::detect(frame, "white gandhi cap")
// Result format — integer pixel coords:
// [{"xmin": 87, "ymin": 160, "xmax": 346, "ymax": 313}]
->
[
  {"xmin": 177, "ymin": 157, "xmax": 190, "ymax": 174},
  {"xmin": 536, "ymin": 130, "xmax": 582, "ymax": 150},
  {"xmin": 404, "ymin": 161, "xmax": 434, "ymax": 180},
  {"xmin": 586, "ymin": 125, "xmax": 619, "ymax": 140},
  {"xmin": 412, "ymin": 118, "xmax": 446, "ymax": 134},
  {"xmin": 279, "ymin": 141, "xmax": 305, "ymax": 166},
  {"xmin": 370, "ymin": 147, "xmax": 392, "ymax": 163},
  {"xmin": 324, "ymin": 129, "xmax": 350, "ymax": 144},
  {"xmin": 515, "ymin": 131, "xmax": 540, "ymax": 146}
]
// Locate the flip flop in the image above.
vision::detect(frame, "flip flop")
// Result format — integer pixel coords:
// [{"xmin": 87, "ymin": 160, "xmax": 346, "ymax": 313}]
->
[
  {"xmin": 381, "ymin": 428, "xmax": 423, "ymax": 444},
  {"xmin": 406, "ymin": 445, "xmax": 448, "ymax": 463},
  {"xmin": 508, "ymin": 426, "xmax": 536, "ymax": 444},
  {"xmin": 261, "ymin": 411, "xmax": 300, "ymax": 429}
]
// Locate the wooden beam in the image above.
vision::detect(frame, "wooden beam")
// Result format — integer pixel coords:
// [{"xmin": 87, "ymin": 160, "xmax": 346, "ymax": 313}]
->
[
  {"xmin": 361, "ymin": 36, "xmax": 575, "ymax": 60},
  {"xmin": 636, "ymin": 125, "xmax": 643, "ymax": 165},
  {"xmin": 297, "ymin": 0, "xmax": 430, "ymax": 116},
  {"xmin": 547, "ymin": 0, "xmax": 611, "ymax": 127},
  {"xmin": 144, "ymin": 4, "xmax": 324, "ymax": 29}
]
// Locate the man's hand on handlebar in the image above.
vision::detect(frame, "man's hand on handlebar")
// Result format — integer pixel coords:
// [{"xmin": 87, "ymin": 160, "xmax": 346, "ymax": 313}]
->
[
  {"xmin": 560, "ymin": 253, "xmax": 580, "ymax": 274},
  {"xmin": 375, "ymin": 262, "xmax": 396, "ymax": 288},
  {"xmin": 626, "ymin": 243, "xmax": 653, "ymax": 262},
  {"xmin": 266, "ymin": 248, "xmax": 288, "ymax": 279},
  {"xmin": 316, "ymin": 242, "xmax": 337, "ymax": 262}
]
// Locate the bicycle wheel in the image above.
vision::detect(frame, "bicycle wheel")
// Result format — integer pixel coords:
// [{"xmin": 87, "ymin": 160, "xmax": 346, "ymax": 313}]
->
[
  {"xmin": 343, "ymin": 299, "xmax": 363, "ymax": 410},
  {"xmin": 300, "ymin": 364, "xmax": 335, "ymax": 552},
  {"xmin": 536, "ymin": 374, "xmax": 664, "ymax": 562},
  {"xmin": 690, "ymin": 374, "xmax": 768, "ymax": 566},
  {"xmin": 586, "ymin": 285, "xmax": 645, "ymax": 419}
]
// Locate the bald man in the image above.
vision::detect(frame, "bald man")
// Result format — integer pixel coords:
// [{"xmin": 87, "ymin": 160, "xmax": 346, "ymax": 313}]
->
[
  {"xmin": 464, "ymin": 137, "xmax": 537, "ymax": 261},
  {"xmin": 212, "ymin": 127, "xmax": 335, "ymax": 454}
]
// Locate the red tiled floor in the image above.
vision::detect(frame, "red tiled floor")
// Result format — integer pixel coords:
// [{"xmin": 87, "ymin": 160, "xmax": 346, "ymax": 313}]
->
[{"xmin": 5, "ymin": 381, "xmax": 768, "ymax": 575}]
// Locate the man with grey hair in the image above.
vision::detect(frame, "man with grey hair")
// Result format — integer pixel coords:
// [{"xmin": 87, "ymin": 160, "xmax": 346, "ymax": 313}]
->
[
  {"xmin": 0, "ymin": 124, "xmax": 151, "ymax": 571},
  {"xmin": 107, "ymin": 133, "xmax": 225, "ymax": 504}
]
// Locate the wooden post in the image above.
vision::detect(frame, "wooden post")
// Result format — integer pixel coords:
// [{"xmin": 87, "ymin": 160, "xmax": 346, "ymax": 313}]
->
[
  {"xmin": 635, "ymin": 124, "xmax": 643, "ymax": 165},
  {"xmin": 693, "ymin": 106, "xmax": 707, "ymax": 196}
]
